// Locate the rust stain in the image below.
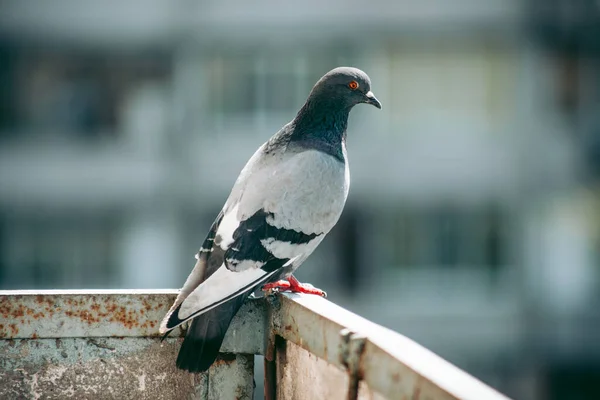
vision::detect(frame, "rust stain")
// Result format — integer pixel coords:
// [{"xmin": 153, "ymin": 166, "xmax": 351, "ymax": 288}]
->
[
  {"xmin": 12, "ymin": 305, "xmax": 25, "ymax": 318},
  {"xmin": 34, "ymin": 295, "xmax": 55, "ymax": 308},
  {"xmin": 412, "ymin": 382, "xmax": 421, "ymax": 400},
  {"xmin": 0, "ymin": 294, "xmax": 171, "ymax": 338},
  {"xmin": 212, "ymin": 354, "xmax": 237, "ymax": 367},
  {"xmin": 138, "ymin": 320, "xmax": 157, "ymax": 329},
  {"xmin": 142, "ymin": 299, "xmax": 153, "ymax": 311},
  {"xmin": 31, "ymin": 333, "xmax": 38, "ymax": 339},
  {"xmin": 234, "ymin": 384, "xmax": 251, "ymax": 400},
  {"xmin": 108, "ymin": 305, "xmax": 140, "ymax": 329},
  {"xmin": 392, "ymin": 372, "xmax": 401, "ymax": 383},
  {"xmin": 0, "ymin": 303, "xmax": 9, "ymax": 318},
  {"xmin": 63, "ymin": 302, "xmax": 138, "ymax": 327},
  {"xmin": 0, "ymin": 299, "xmax": 46, "ymax": 322},
  {"xmin": 322, "ymin": 324, "xmax": 328, "ymax": 360}
]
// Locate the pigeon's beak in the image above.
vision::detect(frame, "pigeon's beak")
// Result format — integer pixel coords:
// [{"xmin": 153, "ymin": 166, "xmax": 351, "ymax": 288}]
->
[{"xmin": 364, "ymin": 91, "xmax": 382, "ymax": 109}]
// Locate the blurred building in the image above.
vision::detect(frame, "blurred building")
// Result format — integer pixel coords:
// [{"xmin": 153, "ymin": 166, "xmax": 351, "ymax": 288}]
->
[{"xmin": 1, "ymin": 1, "xmax": 599, "ymax": 399}]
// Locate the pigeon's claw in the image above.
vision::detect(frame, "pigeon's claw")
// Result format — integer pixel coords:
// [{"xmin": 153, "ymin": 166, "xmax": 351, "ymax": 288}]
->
[
  {"xmin": 262, "ymin": 280, "xmax": 291, "ymax": 293},
  {"xmin": 261, "ymin": 276, "xmax": 327, "ymax": 298},
  {"xmin": 289, "ymin": 282, "xmax": 327, "ymax": 297}
]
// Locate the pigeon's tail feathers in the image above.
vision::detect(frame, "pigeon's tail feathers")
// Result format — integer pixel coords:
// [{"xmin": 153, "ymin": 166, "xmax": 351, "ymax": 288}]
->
[
  {"xmin": 176, "ymin": 295, "xmax": 246, "ymax": 372},
  {"xmin": 160, "ymin": 330, "xmax": 171, "ymax": 342},
  {"xmin": 162, "ymin": 265, "xmax": 280, "ymax": 333},
  {"xmin": 159, "ymin": 212, "xmax": 224, "ymax": 336},
  {"xmin": 159, "ymin": 255, "xmax": 209, "ymax": 335},
  {"xmin": 160, "ymin": 296, "xmax": 194, "ymax": 335}
]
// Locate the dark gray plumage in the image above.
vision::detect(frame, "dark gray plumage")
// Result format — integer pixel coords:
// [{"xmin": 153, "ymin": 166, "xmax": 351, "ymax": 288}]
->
[{"xmin": 160, "ymin": 67, "xmax": 381, "ymax": 372}]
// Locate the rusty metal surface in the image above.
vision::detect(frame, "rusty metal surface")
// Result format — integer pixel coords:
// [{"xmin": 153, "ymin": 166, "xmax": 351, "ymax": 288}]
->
[
  {"xmin": 263, "ymin": 295, "xmax": 280, "ymax": 400},
  {"xmin": 0, "ymin": 336, "xmax": 255, "ymax": 399},
  {"xmin": 340, "ymin": 329, "xmax": 367, "ymax": 400},
  {"xmin": 0, "ymin": 290, "xmax": 264, "ymax": 399},
  {"xmin": 0, "ymin": 290, "xmax": 267, "ymax": 355},
  {"xmin": 0, "ymin": 337, "xmax": 207, "ymax": 399},
  {"xmin": 207, "ymin": 354, "xmax": 255, "ymax": 400},
  {"xmin": 357, "ymin": 381, "xmax": 387, "ymax": 400},
  {"xmin": 0, "ymin": 289, "xmax": 512, "ymax": 400},
  {"xmin": 221, "ymin": 297, "xmax": 268, "ymax": 356},
  {"xmin": 0, "ymin": 290, "xmax": 183, "ymax": 339},
  {"xmin": 276, "ymin": 339, "xmax": 350, "ymax": 400},
  {"xmin": 274, "ymin": 293, "xmax": 512, "ymax": 400},
  {"xmin": 264, "ymin": 356, "xmax": 277, "ymax": 400}
]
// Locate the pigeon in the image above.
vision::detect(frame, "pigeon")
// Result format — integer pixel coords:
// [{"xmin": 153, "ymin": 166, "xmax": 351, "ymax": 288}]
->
[{"xmin": 159, "ymin": 67, "xmax": 381, "ymax": 372}]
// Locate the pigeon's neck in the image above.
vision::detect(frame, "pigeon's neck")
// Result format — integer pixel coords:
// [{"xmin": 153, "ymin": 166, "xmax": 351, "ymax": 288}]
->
[{"xmin": 289, "ymin": 100, "xmax": 349, "ymax": 161}]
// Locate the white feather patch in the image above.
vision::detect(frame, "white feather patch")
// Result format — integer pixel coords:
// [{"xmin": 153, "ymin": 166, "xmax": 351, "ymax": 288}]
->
[
  {"xmin": 342, "ymin": 142, "xmax": 350, "ymax": 198},
  {"xmin": 225, "ymin": 258, "xmax": 266, "ymax": 271},
  {"xmin": 217, "ymin": 204, "xmax": 240, "ymax": 249},
  {"xmin": 260, "ymin": 237, "xmax": 318, "ymax": 260},
  {"xmin": 177, "ymin": 264, "xmax": 273, "ymax": 320}
]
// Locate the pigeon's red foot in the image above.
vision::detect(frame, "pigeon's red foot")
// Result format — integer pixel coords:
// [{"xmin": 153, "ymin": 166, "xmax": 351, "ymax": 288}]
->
[
  {"xmin": 262, "ymin": 275, "xmax": 327, "ymax": 297},
  {"xmin": 262, "ymin": 280, "xmax": 292, "ymax": 291}
]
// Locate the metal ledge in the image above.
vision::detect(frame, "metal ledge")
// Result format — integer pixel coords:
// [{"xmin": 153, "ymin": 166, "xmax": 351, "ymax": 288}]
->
[
  {"xmin": 0, "ymin": 290, "xmax": 263, "ymax": 399},
  {"xmin": 0, "ymin": 290, "xmax": 510, "ymax": 400},
  {"xmin": 0, "ymin": 289, "xmax": 268, "ymax": 355},
  {"xmin": 270, "ymin": 293, "xmax": 510, "ymax": 400}
]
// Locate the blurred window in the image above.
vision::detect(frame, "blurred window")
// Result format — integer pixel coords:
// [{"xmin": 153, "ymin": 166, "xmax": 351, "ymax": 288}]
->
[
  {"xmin": 0, "ymin": 213, "xmax": 120, "ymax": 289},
  {"xmin": 206, "ymin": 57, "xmax": 257, "ymax": 115},
  {"xmin": 204, "ymin": 47, "xmax": 355, "ymax": 121},
  {"xmin": 388, "ymin": 39, "xmax": 517, "ymax": 127},
  {"xmin": 0, "ymin": 44, "xmax": 171, "ymax": 140},
  {"xmin": 388, "ymin": 204, "xmax": 507, "ymax": 269}
]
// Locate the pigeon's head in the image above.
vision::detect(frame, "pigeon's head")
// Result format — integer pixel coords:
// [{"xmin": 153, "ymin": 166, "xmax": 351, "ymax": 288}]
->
[{"xmin": 308, "ymin": 67, "xmax": 382, "ymax": 110}]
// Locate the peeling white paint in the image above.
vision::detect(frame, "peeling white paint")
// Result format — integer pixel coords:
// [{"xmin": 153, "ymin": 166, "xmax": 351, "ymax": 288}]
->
[
  {"xmin": 30, "ymin": 372, "xmax": 40, "ymax": 400},
  {"xmin": 63, "ymin": 385, "xmax": 75, "ymax": 397},
  {"xmin": 45, "ymin": 364, "xmax": 68, "ymax": 385},
  {"xmin": 79, "ymin": 384, "xmax": 100, "ymax": 394},
  {"xmin": 138, "ymin": 373, "xmax": 146, "ymax": 391}
]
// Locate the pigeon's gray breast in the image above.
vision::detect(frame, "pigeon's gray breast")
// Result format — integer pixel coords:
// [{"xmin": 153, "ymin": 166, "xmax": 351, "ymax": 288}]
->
[
  {"xmin": 229, "ymin": 142, "xmax": 349, "ymax": 237},
  {"xmin": 263, "ymin": 146, "xmax": 349, "ymax": 235}
]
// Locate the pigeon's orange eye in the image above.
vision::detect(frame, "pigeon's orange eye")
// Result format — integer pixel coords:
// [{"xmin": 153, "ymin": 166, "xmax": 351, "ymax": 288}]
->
[{"xmin": 348, "ymin": 81, "xmax": 359, "ymax": 90}]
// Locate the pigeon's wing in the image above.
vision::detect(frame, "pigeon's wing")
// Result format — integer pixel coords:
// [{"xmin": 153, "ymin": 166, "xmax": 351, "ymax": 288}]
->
[
  {"xmin": 159, "ymin": 143, "xmax": 300, "ymax": 332},
  {"xmin": 223, "ymin": 209, "xmax": 322, "ymax": 272},
  {"xmin": 160, "ymin": 144, "xmax": 347, "ymax": 333},
  {"xmin": 158, "ymin": 143, "xmax": 270, "ymax": 334}
]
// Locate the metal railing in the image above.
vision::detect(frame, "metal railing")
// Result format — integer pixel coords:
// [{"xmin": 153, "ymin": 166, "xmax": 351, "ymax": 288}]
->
[{"xmin": 0, "ymin": 290, "xmax": 510, "ymax": 400}]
